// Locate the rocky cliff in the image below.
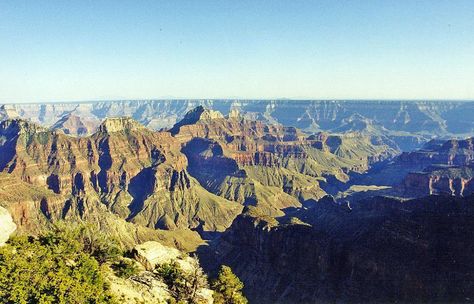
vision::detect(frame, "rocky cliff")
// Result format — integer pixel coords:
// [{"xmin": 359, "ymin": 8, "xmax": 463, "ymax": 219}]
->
[
  {"xmin": 346, "ymin": 137, "xmax": 474, "ymax": 200},
  {"xmin": 106, "ymin": 241, "xmax": 213, "ymax": 304},
  {"xmin": 201, "ymin": 195, "xmax": 474, "ymax": 303},
  {"xmin": 398, "ymin": 138, "xmax": 474, "ymax": 196},
  {"xmin": 0, "ymin": 116, "xmax": 242, "ymax": 240},
  {"xmin": 1, "ymin": 103, "xmax": 473, "ymax": 303}
]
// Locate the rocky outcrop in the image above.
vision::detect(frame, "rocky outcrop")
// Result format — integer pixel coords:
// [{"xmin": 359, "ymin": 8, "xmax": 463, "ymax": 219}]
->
[
  {"xmin": 106, "ymin": 268, "xmax": 171, "ymax": 304},
  {"xmin": 97, "ymin": 117, "xmax": 145, "ymax": 134},
  {"xmin": 399, "ymin": 138, "xmax": 474, "ymax": 167},
  {"xmin": 0, "ymin": 106, "xmax": 399, "ymax": 246},
  {"xmin": 403, "ymin": 166, "xmax": 474, "ymax": 196},
  {"xmin": 108, "ymin": 241, "xmax": 213, "ymax": 304},
  {"xmin": 174, "ymin": 108, "xmax": 396, "ymax": 174},
  {"xmin": 0, "ymin": 207, "xmax": 16, "ymax": 246},
  {"xmin": 133, "ymin": 241, "xmax": 184, "ymax": 271},
  {"xmin": 170, "ymin": 106, "xmax": 224, "ymax": 135},
  {"xmin": 351, "ymin": 137, "xmax": 474, "ymax": 199},
  {"xmin": 172, "ymin": 107, "xmax": 396, "ymax": 216},
  {"xmin": 396, "ymin": 138, "xmax": 474, "ymax": 197}
]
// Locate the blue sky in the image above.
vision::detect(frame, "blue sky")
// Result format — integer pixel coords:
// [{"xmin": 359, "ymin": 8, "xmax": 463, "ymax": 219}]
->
[{"xmin": 0, "ymin": 0, "xmax": 473, "ymax": 102}]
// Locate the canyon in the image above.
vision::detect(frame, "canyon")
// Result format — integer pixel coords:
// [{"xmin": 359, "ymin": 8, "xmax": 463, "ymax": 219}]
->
[
  {"xmin": 1, "ymin": 101, "xmax": 474, "ymax": 303},
  {"xmin": 0, "ymin": 106, "xmax": 394, "ymax": 238}
]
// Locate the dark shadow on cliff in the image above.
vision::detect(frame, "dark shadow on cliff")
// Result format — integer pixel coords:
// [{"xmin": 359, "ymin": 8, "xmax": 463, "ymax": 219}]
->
[
  {"xmin": 127, "ymin": 167, "xmax": 156, "ymax": 220},
  {"xmin": 196, "ymin": 194, "xmax": 474, "ymax": 303}
]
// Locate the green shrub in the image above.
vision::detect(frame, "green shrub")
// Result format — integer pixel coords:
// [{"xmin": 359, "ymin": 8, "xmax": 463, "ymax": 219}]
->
[
  {"xmin": 48, "ymin": 222, "xmax": 122, "ymax": 264},
  {"xmin": 0, "ymin": 234, "xmax": 116, "ymax": 304},
  {"xmin": 155, "ymin": 258, "xmax": 208, "ymax": 304},
  {"xmin": 112, "ymin": 259, "xmax": 140, "ymax": 279},
  {"xmin": 211, "ymin": 265, "xmax": 248, "ymax": 304}
]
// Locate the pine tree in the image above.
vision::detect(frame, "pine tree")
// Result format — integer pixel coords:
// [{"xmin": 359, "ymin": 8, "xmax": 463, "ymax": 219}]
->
[{"xmin": 211, "ymin": 265, "xmax": 248, "ymax": 304}]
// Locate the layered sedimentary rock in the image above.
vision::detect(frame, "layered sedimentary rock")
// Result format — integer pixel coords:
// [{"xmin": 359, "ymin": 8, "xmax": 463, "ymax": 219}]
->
[
  {"xmin": 403, "ymin": 165, "xmax": 474, "ymax": 196},
  {"xmin": 172, "ymin": 107, "xmax": 396, "ymax": 215},
  {"xmin": 349, "ymin": 137, "xmax": 474, "ymax": 199},
  {"xmin": 202, "ymin": 195, "xmax": 474, "ymax": 303},
  {"xmin": 0, "ymin": 116, "xmax": 242, "ymax": 238},
  {"xmin": 399, "ymin": 137, "xmax": 474, "ymax": 167},
  {"xmin": 0, "ymin": 107, "xmax": 397, "ymax": 243},
  {"xmin": 0, "ymin": 172, "xmax": 203, "ymax": 251},
  {"xmin": 398, "ymin": 138, "xmax": 474, "ymax": 196}
]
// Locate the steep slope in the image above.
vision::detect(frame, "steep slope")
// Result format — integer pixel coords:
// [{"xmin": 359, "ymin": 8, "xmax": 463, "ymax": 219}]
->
[
  {"xmin": 0, "ymin": 172, "xmax": 203, "ymax": 251},
  {"xmin": 201, "ymin": 195, "xmax": 474, "ymax": 303},
  {"xmin": 0, "ymin": 107, "xmax": 397, "ymax": 242},
  {"xmin": 339, "ymin": 137, "xmax": 474, "ymax": 201},
  {"xmin": 352, "ymin": 137, "xmax": 474, "ymax": 198}
]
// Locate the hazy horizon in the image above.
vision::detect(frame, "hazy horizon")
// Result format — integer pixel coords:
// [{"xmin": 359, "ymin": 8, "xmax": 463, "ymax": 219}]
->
[
  {"xmin": 3, "ymin": 98, "xmax": 474, "ymax": 106},
  {"xmin": 1, "ymin": 1, "xmax": 474, "ymax": 102}
]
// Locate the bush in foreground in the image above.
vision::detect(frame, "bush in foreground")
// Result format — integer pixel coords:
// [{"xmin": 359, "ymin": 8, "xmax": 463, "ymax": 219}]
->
[{"xmin": 0, "ymin": 233, "xmax": 116, "ymax": 304}]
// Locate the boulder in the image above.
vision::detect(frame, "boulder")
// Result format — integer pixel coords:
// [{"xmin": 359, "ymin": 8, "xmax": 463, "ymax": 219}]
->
[
  {"xmin": 133, "ymin": 241, "xmax": 183, "ymax": 271},
  {"xmin": 0, "ymin": 207, "xmax": 16, "ymax": 246}
]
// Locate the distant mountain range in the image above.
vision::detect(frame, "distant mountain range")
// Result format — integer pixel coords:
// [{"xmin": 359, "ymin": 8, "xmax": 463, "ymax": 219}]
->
[{"xmin": 2, "ymin": 100, "xmax": 474, "ymax": 151}]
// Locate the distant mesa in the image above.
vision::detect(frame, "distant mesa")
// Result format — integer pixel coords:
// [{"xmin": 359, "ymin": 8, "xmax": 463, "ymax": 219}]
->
[
  {"xmin": 51, "ymin": 113, "xmax": 100, "ymax": 136},
  {"xmin": 97, "ymin": 117, "xmax": 145, "ymax": 134},
  {"xmin": 170, "ymin": 106, "xmax": 225, "ymax": 135},
  {"xmin": 0, "ymin": 105, "xmax": 19, "ymax": 121}
]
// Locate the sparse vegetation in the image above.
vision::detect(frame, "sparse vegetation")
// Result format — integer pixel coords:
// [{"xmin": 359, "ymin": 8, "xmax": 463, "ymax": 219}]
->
[
  {"xmin": 155, "ymin": 257, "xmax": 209, "ymax": 304},
  {"xmin": 111, "ymin": 259, "xmax": 140, "ymax": 279}
]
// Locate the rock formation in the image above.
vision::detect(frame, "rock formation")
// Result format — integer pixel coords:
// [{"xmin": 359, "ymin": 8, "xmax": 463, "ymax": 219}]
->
[
  {"xmin": 0, "ymin": 103, "xmax": 474, "ymax": 303},
  {"xmin": 397, "ymin": 138, "xmax": 474, "ymax": 196},
  {"xmin": 0, "ymin": 206, "xmax": 16, "ymax": 246},
  {"xmin": 51, "ymin": 113, "xmax": 101, "ymax": 136},
  {"xmin": 0, "ymin": 116, "xmax": 241, "ymax": 242},
  {"xmin": 107, "ymin": 241, "xmax": 213, "ymax": 304},
  {"xmin": 173, "ymin": 107, "xmax": 396, "ymax": 216}
]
